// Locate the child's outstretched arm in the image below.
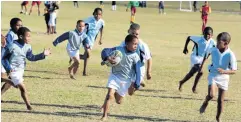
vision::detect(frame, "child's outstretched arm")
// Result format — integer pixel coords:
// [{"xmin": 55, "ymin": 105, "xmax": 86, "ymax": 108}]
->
[
  {"xmin": 26, "ymin": 48, "xmax": 51, "ymax": 61},
  {"xmin": 183, "ymin": 36, "xmax": 191, "ymax": 54},
  {"xmin": 146, "ymin": 58, "xmax": 152, "ymax": 80},
  {"xmin": 52, "ymin": 32, "xmax": 69, "ymax": 46},
  {"xmin": 134, "ymin": 61, "xmax": 141, "ymax": 89}
]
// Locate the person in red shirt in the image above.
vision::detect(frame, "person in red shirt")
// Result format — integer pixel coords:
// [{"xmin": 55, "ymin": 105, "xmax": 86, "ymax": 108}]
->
[
  {"xmin": 29, "ymin": 1, "xmax": 41, "ymax": 16},
  {"xmin": 200, "ymin": 1, "xmax": 211, "ymax": 33}
]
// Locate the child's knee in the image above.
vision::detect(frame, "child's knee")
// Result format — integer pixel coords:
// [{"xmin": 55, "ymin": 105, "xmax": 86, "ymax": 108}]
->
[{"xmin": 207, "ymin": 94, "xmax": 214, "ymax": 100}]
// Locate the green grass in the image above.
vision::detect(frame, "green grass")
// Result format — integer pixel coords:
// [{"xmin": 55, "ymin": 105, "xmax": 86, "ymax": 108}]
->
[{"xmin": 1, "ymin": 1, "xmax": 241, "ymax": 122}]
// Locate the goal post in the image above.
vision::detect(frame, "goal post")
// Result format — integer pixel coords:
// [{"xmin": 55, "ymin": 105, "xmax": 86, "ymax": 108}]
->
[{"xmin": 180, "ymin": 1, "xmax": 192, "ymax": 12}]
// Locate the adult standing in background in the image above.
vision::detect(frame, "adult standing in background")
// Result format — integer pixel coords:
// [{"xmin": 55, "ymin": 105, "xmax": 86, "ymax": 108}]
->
[{"xmin": 193, "ymin": 1, "xmax": 197, "ymax": 12}]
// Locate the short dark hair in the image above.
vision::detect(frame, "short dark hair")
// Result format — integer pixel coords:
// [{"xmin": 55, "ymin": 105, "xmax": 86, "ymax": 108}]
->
[
  {"xmin": 10, "ymin": 17, "xmax": 22, "ymax": 28},
  {"xmin": 125, "ymin": 34, "xmax": 138, "ymax": 44},
  {"xmin": 76, "ymin": 20, "xmax": 84, "ymax": 25},
  {"xmin": 129, "ymin": 23, "xmax": 140, "ymax": 30},
  {"xmin": 217, "ymin": 32, "xmax": 231, "ymax": 43},
  {"xmin": 93, "ymin": 7, "xmax": 102, "ymax": 15},
  {"xmin": 17, "ymin": 27, "xmax": 31, "ymax": 38},
  {"xmin": 203, "ymin": 26, "xmax": 213, "ymax": 35}
]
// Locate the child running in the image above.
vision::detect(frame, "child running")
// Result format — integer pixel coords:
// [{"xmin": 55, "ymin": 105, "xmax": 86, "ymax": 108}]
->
[
  {"xmin": 199, "ymin": 32, "xmax": 237, "ymax": 122},
  {"xmin": 178, "ymin": 27, "xmax": 216, "ymax": 93},
  {"xmin": 69, "ymin": 8, "xmax": 104, "ymax": 76},
  {"xmin": 120, "ymin": 23, "xmax": 152, "ymax": 91},
  {"xmin": 100, "ymin": 34, "xmax": 141, "ymax": 121},
  {"xmin": 53, "ymin": 20, "xmax": 90, "ymax": 79},
  {"xmin": 1, "ymin": 27, "xmax": 51, "ymax": 110}
]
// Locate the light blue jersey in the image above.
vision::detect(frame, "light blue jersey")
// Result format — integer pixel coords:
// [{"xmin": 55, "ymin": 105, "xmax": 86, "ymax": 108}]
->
[
  {"xmin": 2, "ymin": 40, "xmax": 45, "ymax": 72},
  {"xmin": 5, "ymin": 29, "xmax": 18, "ymax": 48},
  {"xmin": 111, "ymin": 46, "xmax": 140, "ymax": 81},
  {"xmin": 84, "ymin": 16, "xmax": 105, "ymax": 46},
  {"xmin": 208, "ymin": 47, "xmax": 237, "ymax": 75},
  {"xmin": 190, "ymin": 36, "xmax": 216, "ymax": 57}
]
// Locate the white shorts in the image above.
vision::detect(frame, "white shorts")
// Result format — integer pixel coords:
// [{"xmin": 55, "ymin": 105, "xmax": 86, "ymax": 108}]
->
[
  {"xmin": 107, "ymin": 74, "xmax": 132, "ymax": 97},
  {"xmin": 208, "ymin": 73, "xmax": 230, "ymax": 91},
  {"xmin": 1, "ymin": 65, "xmax": 6, "ymax": 73},
  {"xmin": 66, "ymin": 44, "xmax": 80, "ymax": 59},
  {"xmin": 131, "ymin": 66, "xmax": 145, "ymax": 82},
  {"xmin": 48, "ymin": 12, "xmax": 56, "ymax": 26},
  {"xmin": 190, "ymin": 54, "xmax": 203, "ymax": 67},
  {"xmin": 9, "ymin": 70, "xmax": 24, "ymax": 86}
]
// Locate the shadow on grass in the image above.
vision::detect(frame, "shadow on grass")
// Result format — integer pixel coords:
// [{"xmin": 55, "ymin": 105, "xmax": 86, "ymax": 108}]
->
[
  {"xmin": 87, "ymin": 85, "xmax": 166, "ymax": 93},
  {"xmin": 1, "ymin": 101, "xmax": 99, "ymax": 111},
  {"xmin": 23, "ymin": 75, "xmax": 70, "ymax": 80},
  {"xmin": 136, "ymin": 95, "xmax": 236, "ymax": 103},
  {"xmin": 1, "ymin": 109, "xmax": 197, "ymax": 122},
  {"xmin": 25, "ymin": 69, "xmax": 67, "ymax": 75}
]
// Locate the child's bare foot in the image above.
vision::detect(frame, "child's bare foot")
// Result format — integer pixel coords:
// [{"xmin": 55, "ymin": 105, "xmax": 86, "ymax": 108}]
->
[
  {"xmin": 200, "ymin": 102, "xmax": 208, "ymax": 114},
  {"xmin": 216, "ymin": 116, "xmax": 221, "ymax": 122},
  {"xmin": 83, "ymin": 72, "xmax": 88, "ymax": 76},
  {"xmin": 100, "ymin": 116, "xmax": 107, "ymax": 121},
  {"xmin": 140, "ymin": 81, "xmax": 146, "ymax": 87},
  {"xmin": 70, "ymin": 74, "xmax": 76, "ymax": 80},
  {"xmin": 192, "ymin": 87, "xmax": 198, "ymax": 94},
  {"xmin": 178, "ymin": 81, "xmax": 183, "ymax": 92},
  {"xmin": 27, "ymin": 105, "xmax": 33, "ymax": 110}
]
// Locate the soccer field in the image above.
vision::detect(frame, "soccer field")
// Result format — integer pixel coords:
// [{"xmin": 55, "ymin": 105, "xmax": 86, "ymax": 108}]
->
[{"xmin": 1, "ymin": 1, "xmax": 241, "ymax": 122}]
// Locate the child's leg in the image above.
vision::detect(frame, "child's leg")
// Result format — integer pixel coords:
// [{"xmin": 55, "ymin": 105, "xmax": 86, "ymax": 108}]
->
[
  {"xmin": 200, "ymin": 84, "xmax": 216, "ymax": 113},
  {"xmin": 24, "ymin": 5, "xmax": 27, "ymax": 14},
  {"xmin": 1, "ymin": 77, "xmax": 15, "ymax": 86},
  {"xmin": 17, "ymin": 83, "xmax": 32, "ymax": 110},
  {"xmin": 179, "ymin": 64, "xmax": 199, "ymax": 91},
  {"xmin": 37, "ymin": 4, "xmax": 40, "ymax": 16},
  {"xmin": 128, "ymin": 82, "xmax": 136, "ymax": 96},
  {"xmin": 101, "ymin": 88, "xmax": 116, "ymax": 121},
  {"xmin": 192, "ymin": 70, "xmax": 203, "ymax": 93},
  {"xmin": 216, "ymin": 88, "xmax": 225, "ymax": 122},
  {"xmin": 202, "ymin": 18, "xmax": 207, "ymax": 32},
  {"xmin": 29, "ymin": 5, "xmax": 33, "ymax": 15},
  {"xmin": 54, "ymin": 18, "xmax": 57, "ymax": 33},
  {"xmin": 114, "ymin": 92, "xmax": 123, "ymax": 104},
  {"xmin": 68, "ymin": 57, "xmax": 80, "ymax": 79},
  {"xmin": 1, "ymin": 82, "xmax": 12, "ymax": 96},
  {"xmin": 82, "ymin": 48, "xmax": 90, "ymax": 76}
]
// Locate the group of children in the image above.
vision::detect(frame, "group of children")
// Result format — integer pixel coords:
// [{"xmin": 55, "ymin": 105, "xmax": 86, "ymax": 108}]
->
[
  {"xmin": 1, "ymin": 2, "xmax": 238, "ymax": 122},
  {"xmin": 178, "ymin": 26, "xmax": 237, "ymax": 122},
  {"xmin": 1, "ymin": 18, "xmax": 51, "ymax": 110}
]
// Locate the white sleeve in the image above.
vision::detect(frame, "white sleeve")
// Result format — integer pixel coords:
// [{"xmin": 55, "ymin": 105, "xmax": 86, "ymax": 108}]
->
[
  {"xmin": 143, "ymin": 43, "xmax": 151, "ymax": 60},
  {"xmin": 102, "ymin": 19, "xmax": 105, "ymax": 27},
  {"xmin": 190, "ymin": 36, "xmax": 200, "ymax": 43},
  {"xmin": 230, "ymin": 52, "xmax": 237, "ymax": 70}
]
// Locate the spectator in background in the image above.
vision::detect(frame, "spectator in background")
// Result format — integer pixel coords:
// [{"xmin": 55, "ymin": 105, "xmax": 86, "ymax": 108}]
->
[
  {"xmin": 73, "ymin": 1, "xmax": 79, "ymax": 8},
  {"xmin": 193, "ymin": 1, "xmax": 197, "ymax": 12},
  {"xmin": 112, "ymin": 1, "xmax": 116, "ymax": 11}
]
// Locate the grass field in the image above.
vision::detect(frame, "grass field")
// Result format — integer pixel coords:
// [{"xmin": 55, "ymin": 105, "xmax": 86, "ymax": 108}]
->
[{"xmin": 1, "ymin": 1, "xmax": 241, "ymax": 122}]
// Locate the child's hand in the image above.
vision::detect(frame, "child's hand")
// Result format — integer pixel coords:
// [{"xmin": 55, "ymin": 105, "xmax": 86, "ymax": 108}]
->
[
  {"xmin": 147, "ymin": 72, "xmax": 151, "ymax": 80},
  {"xmin": 43, "ymin": 48, "xmax": 51, "ymax": 56},
  {"xmin": 107, "ymin": 57, "xmax": 116, "ymax": 64},
  {"xmin": 183, "ymin": 48, "xmax": 188, "ymax": 54},
  {"xmin": 217, "ymin": 68, "xmax": 226, "ymax": 74}
]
